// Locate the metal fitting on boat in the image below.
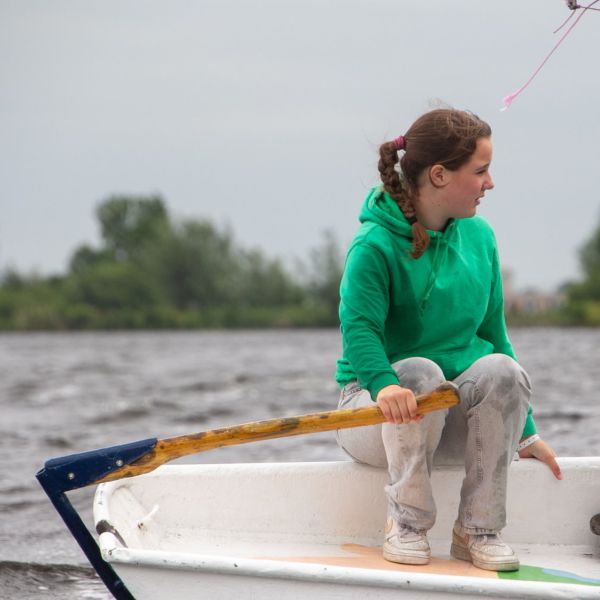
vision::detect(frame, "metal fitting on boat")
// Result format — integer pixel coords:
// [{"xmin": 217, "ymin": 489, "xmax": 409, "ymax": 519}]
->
[{"xmin": 590, "ymin": 514, "xmax": 600, "ymax": 536}]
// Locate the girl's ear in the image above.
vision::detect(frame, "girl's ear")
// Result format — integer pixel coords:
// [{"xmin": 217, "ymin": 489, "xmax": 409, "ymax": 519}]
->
[{"xmin": 428, "ymin": 164, "xmax": 450, "ymax": 189}]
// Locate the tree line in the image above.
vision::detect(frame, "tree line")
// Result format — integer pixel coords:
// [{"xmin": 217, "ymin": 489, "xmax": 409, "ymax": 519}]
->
[
  {"xmin": 0, "ymin": 195, "xmax": 344, "ymax": 330},
  {"xmin": 561, "ymin": 214, "xmax": 600, "ymax": 326},
  {"xmin": 1, "ymin": 195, "xmax": 599, "ymax": 330}
]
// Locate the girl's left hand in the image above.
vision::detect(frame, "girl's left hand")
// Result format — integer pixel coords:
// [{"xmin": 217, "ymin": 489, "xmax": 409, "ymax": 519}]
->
[{"xmin": 518, "ymin": 438, "xmax": 562, "ymax": 480}]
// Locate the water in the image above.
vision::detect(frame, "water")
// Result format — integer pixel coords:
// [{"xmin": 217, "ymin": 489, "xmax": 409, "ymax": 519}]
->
[{"xmin": 1, "ymin": 328, "xmax": 598, "ymax": 599}]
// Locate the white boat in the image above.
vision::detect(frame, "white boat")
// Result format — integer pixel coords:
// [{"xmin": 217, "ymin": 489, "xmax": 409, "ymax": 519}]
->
[{"xmin": 94, "ymin": 458, "xmax": 600, "ymax": 599}]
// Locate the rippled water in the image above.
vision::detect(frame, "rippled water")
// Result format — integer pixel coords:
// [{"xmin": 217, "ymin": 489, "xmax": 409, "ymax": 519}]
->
[{"xmin": 1, "ymin": 328, "xmax": 598, "ymax": 599}]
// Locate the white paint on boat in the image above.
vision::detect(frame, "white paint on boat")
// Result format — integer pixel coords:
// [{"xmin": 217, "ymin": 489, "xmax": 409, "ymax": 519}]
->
[{"xmin": 94, "ymin": 458, "xmax": 600, "ymax": 599}]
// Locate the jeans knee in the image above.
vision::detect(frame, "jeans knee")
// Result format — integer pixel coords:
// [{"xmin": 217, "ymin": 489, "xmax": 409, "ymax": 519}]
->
[
  {"xmin": 474, "ymin": 354, "xmax": 532, "ymax": 405},
  {"xmin": 391, "ymin": 357, "xmax": 446, "ymax": 394}
]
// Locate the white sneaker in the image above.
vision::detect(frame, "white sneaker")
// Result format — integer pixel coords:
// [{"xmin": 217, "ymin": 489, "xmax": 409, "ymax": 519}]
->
[
  {"xmin": 450, "ymin": 524, "xmax": 519, "ymax": 571},
  {"xmin": 382, "ymin": 517, "xmax": 431, "ymax": 565}
]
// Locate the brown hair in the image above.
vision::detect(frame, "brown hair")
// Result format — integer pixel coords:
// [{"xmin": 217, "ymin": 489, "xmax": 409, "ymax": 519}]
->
[{"xmin": 378, "ymin": 108, "xmax": 492, "ymax": 258}]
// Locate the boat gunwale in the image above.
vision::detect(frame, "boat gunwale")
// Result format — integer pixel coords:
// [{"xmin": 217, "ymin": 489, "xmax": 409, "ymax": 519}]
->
[{"xmin": 99, "ymin": 544, "xmax": 600, "ymax": 599}]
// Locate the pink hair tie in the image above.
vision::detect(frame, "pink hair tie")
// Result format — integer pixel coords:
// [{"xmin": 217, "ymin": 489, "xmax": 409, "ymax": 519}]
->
[{"xmin": 394, "ymin": 135, "xmax": 406, "ymax": 151}]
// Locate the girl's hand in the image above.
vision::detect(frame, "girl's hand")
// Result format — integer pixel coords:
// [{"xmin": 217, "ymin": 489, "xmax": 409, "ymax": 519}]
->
[
  {"xmin": 376, "ymin": 385, "xmax": 423, "ymax": 425},
  {"xmin": 518, "ymin": 437, "xmax": 563, "ymax": 480}
]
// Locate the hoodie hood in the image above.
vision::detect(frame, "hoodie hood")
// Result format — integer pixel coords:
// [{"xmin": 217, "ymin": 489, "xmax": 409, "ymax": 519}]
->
[
  {"xmin": 358, "ymin": 186, "xmax": 413, "ymax": 239},
  {"xmin": 358, "ymin": 186, "xmax": 457, "ymax": 243},
  {"xmin": 358, "ymin": 186, "xmax": 458, "ymax": 311}
]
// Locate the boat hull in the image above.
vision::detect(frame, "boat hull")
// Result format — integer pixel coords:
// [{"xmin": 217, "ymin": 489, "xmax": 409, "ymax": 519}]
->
[{"xmin": 94, "ymin": 459, "xmax": 600, "ymax": 599}]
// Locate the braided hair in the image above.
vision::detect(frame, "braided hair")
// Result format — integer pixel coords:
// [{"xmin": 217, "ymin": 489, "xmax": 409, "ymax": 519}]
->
[{"xmin": 378, "ymin": 109, "xmax": 492, "ymax": 258}]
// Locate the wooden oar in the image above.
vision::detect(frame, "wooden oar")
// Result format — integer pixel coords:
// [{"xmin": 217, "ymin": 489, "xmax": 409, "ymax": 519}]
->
[
  {"xmin": 36, "ymin": 381, "xmax": 459, "ymax": 598},
  {"xmin": 94, "ymin": 382, "xmax": 459, "ymax": 485}
]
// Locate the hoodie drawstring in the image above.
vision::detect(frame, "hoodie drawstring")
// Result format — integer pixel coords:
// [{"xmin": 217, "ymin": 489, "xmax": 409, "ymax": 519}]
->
[{"xmin": 420, "ymin": 235, "xmax": 451, "ymax": 312}]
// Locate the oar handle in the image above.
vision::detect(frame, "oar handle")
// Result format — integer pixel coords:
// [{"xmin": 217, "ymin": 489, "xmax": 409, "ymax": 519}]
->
[{"xmin": 94, "ymin": 382, "xmax": 459, "ymax": 484}]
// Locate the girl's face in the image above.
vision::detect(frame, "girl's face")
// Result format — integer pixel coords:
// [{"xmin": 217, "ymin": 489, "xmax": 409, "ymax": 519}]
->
[{"xmin": 441, "ymin": 137, "xmax": 494, "ymax": 219}]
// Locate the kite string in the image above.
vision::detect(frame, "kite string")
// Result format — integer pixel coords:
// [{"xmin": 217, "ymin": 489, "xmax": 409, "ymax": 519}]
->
[
  {"xmin": 555, "ymin": 2, "xmax": 600, "ymax": 33},
  {"xmin": 554, "ymin": 8, "xmax": 577, "ymax": 33},
  {"xmin": 502, "ymin": 0, "xmax": 600, "ymax": 110}
]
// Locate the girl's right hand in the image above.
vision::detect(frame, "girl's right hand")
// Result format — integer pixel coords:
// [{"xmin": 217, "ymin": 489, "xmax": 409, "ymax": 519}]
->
[{"xmin": 376, "ymin": 385, "xmax": 423, "ymax": 425}]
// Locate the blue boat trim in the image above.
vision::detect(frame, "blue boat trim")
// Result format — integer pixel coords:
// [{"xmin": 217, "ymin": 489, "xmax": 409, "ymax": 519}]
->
[{"xmin": 36, "ymin": 438, "xmax": 158, "ymax": 600}]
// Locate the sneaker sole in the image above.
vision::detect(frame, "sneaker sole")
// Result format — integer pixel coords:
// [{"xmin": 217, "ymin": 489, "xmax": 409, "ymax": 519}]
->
[
  {"xmin": 450, "ymin": 542, "xmax": 520, "ymax": 572},
  {"xmin": 383, "ymin": 546, "xmax": 430, "ymax": 565}
]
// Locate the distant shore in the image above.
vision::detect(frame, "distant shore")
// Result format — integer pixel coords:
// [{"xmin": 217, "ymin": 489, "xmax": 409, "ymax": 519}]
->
[
  {"xmin": 2, "ymin": 195, "xmax": 599, "ymax": 331},
  {"xmin": 0, "ymin": 308, "xmax": 598, "ymax": 331}
]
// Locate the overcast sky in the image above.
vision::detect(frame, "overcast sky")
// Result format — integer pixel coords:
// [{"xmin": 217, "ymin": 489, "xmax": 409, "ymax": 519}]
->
[{"xmin": 2, "ymin": 0, "xmax": 599, "ymax": 291}]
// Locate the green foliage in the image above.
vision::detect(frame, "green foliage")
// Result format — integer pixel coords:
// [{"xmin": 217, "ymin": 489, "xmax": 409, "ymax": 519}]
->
[
  {"xmin": 96, "ymin": 195, "xmax": 170, "ymax": 262},
  {"xmin": 0, "ymin": 275, "xmax": 67, "ymax": 330},
  {"xmin": 505, "ymin": 308, "xmax": 567, "ymax": 328},
  {"xmin": 66, "ymin": 262, "xmax": 162, "ymax": 310},
  {"xmin": 561, "ymin": 212, "xmax": 600, "ymax": 326},
  {"xmin": 145, "ymin": 220, "xmax": 241, "ymax": 309},
  {"xmin": 69, "ymin": 245, "xmax": 113, "ymax": 275},
  {"xmin": 1, "ymin": 268, "xmax": 27, "ymax": 290},
  {"xmin": 0, "ymin": 194, "xmax": 344, "ymax": 330},
  {"xmin": 301, "ymin": 229, "xmax": 344, "ymax": 322},
  {"xmin": 237, "ymin": 250, "xmax": 304, "ymax": 308},
  {"xmin": 580, "ymin": 221, "xmax": 600, "ymax": 281}
]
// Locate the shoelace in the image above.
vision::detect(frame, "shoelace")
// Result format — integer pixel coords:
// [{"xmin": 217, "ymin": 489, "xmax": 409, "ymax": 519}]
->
[{"xmin": 471, "ymin": 533, "xmax": 504, "ymax": 548}]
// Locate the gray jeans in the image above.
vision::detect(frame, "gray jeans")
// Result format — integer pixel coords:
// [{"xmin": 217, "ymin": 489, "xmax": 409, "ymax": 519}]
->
[{"xmin": 336, "ymin": 355, "xmax": 530, "ymax": 534}]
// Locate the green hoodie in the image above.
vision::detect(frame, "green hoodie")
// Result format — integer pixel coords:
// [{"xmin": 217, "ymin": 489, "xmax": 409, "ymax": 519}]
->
[{"xmin": 336, "ymin": 186, "xmax": 536, "ymax": 438}]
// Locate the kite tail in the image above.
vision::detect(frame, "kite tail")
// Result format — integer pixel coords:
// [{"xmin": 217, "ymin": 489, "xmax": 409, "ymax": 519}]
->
[{"xmin": 501, "ymin": 0, "xmax": 599, "ymax": 111}]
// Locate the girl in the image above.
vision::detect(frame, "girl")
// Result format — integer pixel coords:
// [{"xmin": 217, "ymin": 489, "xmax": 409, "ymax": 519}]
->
[{"xmin": 335, "ymin": 108, "xmax": 560, "ymax": 572}]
